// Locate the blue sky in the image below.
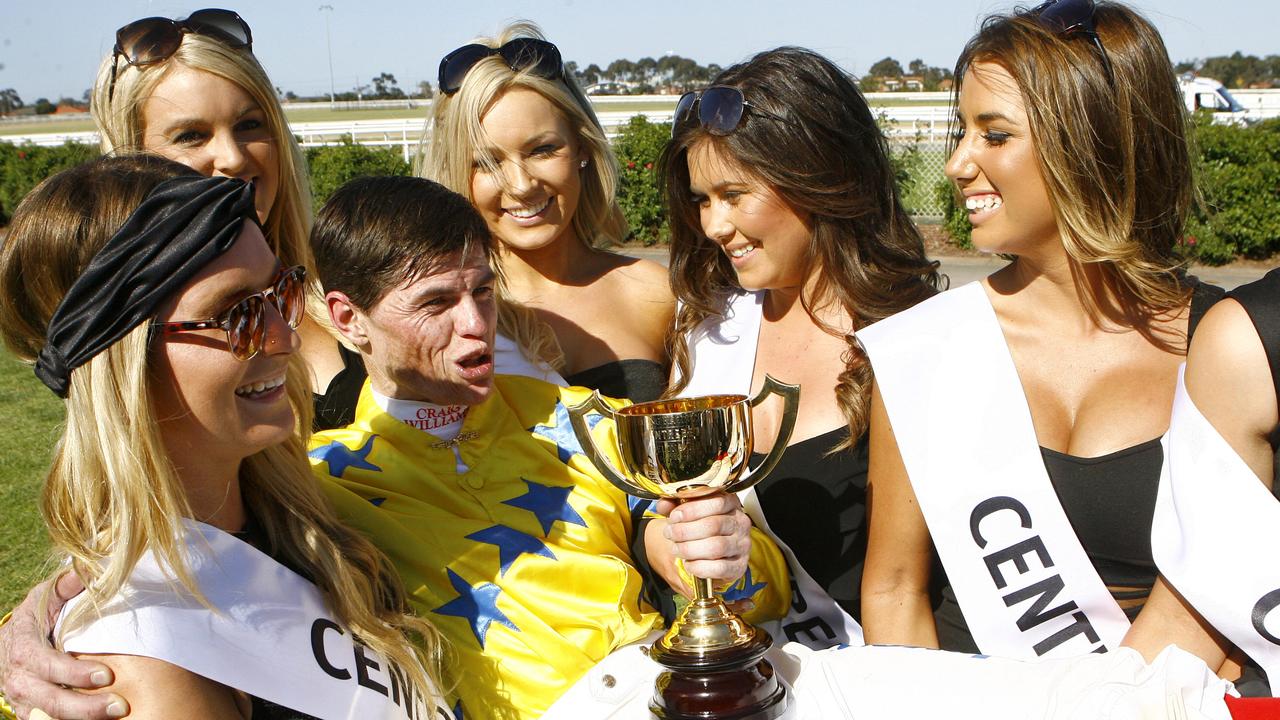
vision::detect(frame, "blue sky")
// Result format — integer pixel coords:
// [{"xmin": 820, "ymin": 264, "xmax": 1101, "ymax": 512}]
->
[{"xmin": 1, "ymin": 0, "xmax": 1275, "ymax": 101}]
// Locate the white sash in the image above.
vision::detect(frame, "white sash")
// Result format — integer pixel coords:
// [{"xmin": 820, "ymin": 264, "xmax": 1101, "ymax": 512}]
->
[
  {"xmin": 1155, "ymin": 366, "xmax": 1280, "ymax": 692},
  {"xmin": 857, "ymin": 282, "xmax": 1131, "ymax": 659},
  {"xmin": 59, "ymin": 520, "xmax": 448, "ymax": 720},
  {"xmin": 680, "ymin": 291, "xmax": 864, "ymax": 649}
]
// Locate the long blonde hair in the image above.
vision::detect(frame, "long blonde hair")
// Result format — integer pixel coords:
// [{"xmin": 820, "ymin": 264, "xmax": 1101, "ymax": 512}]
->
[
  {"xmin": 417, "ymin": 21, "xmax": 630, "ymax": 369},
  {"xmin": 953, "ymin": 2, "xmax": 1192, "ymax": 319},
  {"xmin": 90, "ymin": 31, "xmax": 324, "ymax": 322},
  {"xmin": 0, "ymin": 155, "xmax": 442, "ymax": 705}
]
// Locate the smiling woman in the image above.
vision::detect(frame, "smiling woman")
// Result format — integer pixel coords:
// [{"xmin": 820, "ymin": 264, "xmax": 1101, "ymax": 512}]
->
[
  {"xmin": 659, "ymin": 47, "xmax": 940, "ymax": 646},
  {"xmin": 420, "ymin": 21, "xmax": 675, "ymax": 404},
  {"xmin": 857, "ymin": 0, "xmax": 1244, "ymax": 687},
  {"xmin": 88, "ymin": 9, "xmax": 360, "ymax": 430},
  {"xmin": 0, "ymin": 155, "xmax": 444, "ymax": 719}
]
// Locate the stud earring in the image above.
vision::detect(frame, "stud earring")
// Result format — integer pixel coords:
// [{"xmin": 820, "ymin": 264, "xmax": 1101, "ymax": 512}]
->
[{"xmin": 579, "ymin": 159, "xmax": 589, "ymax": 169}]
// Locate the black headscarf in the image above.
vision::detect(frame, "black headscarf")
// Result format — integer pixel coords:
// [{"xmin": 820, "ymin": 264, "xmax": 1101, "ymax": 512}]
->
[{"xmin": 34, "ymin": 175, "xmax": 257, "ymax": 397}]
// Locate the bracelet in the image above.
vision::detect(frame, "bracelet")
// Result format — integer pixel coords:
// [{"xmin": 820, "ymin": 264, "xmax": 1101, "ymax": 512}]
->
[{"xmin": 0, "ymin": 610, "xmax": 18, "ymax": 720}]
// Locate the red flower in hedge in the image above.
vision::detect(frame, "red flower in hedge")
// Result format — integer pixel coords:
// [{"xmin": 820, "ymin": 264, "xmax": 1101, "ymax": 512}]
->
[
  {"xmin": 627, "ymin": 161, "xmax": 636, "ymax": 169},
  {"xmin": 16, "ymin": 151, "xmax": 25, "ymax": 159},
  {"xmin": 644, "ymin": 162, "xmax": 652, "ymax": 170}
]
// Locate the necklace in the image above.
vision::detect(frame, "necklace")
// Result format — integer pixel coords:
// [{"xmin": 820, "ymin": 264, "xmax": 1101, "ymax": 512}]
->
[{"xmin": 431, "ymin": 431, "xmax": 479, "ymax": 450}]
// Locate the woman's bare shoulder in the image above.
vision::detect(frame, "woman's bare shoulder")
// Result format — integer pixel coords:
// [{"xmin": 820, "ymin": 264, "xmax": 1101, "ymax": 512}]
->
[
  {"xmin": 75, "ymin": 653, "xmax": 249, "ymax": 719},
  {"xmin": 597, "ymin": 253, "xmax": 675, "ymax": 303}
]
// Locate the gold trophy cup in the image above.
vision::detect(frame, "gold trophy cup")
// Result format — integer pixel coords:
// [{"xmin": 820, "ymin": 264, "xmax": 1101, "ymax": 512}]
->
[{"xmin": 568, "ymin": 376, "xmax": 800, "ymax": 720}]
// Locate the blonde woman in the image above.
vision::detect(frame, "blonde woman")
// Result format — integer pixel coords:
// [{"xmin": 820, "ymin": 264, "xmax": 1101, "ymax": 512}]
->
[
  {"xmin": 0, "ymin": 155, "xmax": 443, "ymax": 720},
  {"xmin": 90, "ymin": 9, "xmax": 361, "ymax": 428},
  {"xmin": 860, "ymin": 0, "xmax": 1231, "ymax": 672},
  {"xmin": 420, "ymin": 22, "xmax": 674, "ymax": 403}
]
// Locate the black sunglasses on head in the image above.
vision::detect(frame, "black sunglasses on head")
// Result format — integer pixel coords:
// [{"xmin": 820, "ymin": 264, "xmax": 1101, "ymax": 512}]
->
[
  {"xmin": 108, "ymin": 8, "xmax": 253, "ymax": 101},
  {"xmin": 1027, "ymin": 0, "xmax": 1114, "ymax": 84},
  {"xmin": 671, "ymin": 86, "xmax": 788, "ymax": 139},
  {"xmin": 437, "ymin": 38, "xmax": 563, "ymax": 96}
]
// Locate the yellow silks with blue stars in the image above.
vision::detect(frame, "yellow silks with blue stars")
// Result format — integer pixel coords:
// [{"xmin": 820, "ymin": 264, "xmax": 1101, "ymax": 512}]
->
[{"xmin": 310, "ymin": 375, "xmax": 790, "ymax": 720}]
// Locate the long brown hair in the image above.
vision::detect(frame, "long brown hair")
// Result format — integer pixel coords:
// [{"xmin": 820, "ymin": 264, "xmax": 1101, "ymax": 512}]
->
[
  {"xmin": 662, "ymin": 47, "xmax": 940, "ymax": 442},
  {"xmin": 953, "ymin": 2, "xmax": 1193, "ymax": 318}
]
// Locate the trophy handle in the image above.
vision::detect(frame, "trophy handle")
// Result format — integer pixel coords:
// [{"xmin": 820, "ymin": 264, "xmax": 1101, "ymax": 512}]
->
[
  {"xmin": 566, "ymin": 392, "xmax": 663, "ymax": 500},
  {"xmin": 742, "ymin": 375, "xmax": 801, "ymax": 484}
]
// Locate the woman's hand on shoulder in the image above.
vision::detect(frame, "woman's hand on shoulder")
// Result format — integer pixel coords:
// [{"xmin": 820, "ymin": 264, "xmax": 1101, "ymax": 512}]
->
[{"xmin": 81, "ymin": 654, "xmax": 249, "ymax": 720}]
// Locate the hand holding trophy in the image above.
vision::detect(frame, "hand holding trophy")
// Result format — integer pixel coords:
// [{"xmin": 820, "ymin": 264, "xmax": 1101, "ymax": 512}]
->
[{"xmin": 568, "ymin": 376, "xmax": 800, "ymax": 720}]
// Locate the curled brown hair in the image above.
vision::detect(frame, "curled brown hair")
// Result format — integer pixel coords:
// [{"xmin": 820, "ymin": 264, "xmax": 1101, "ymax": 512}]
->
[
  {"xmin": 953, "ymin": 1, "xmax": 1193, "ymax": 318},
  {"xmin": 661, "ymin": 47, "xmax": 940, "ymax": 442}
]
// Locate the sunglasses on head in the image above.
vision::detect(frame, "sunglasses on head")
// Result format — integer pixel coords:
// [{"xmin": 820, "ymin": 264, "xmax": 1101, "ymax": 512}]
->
[
  {"xmin": 671, "ymin": 86, "xmax": 787, "ymax": 139},
  {"xmin": 438, "ymin": 38, "xmax": 563, "ymax": 96},
  {"xmin": 1027, "ymin": 0, "xmax": 1114, "ymax": 84},
  {"xmin": 108, "ymin": 8, "xmax": 253, "ymax": 101},
  {"xmin": 154, "ymin": 265, "xmax": 306, "ymax": 361}
]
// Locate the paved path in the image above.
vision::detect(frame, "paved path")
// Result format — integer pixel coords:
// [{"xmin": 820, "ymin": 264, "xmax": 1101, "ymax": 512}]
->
[{"xmin": 621, "ymin": 247, "xmax": 1272, "ymax": 291}]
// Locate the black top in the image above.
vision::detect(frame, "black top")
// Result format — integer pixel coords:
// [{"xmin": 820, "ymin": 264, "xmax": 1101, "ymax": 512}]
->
[
  {"xmin": 312, "ymin": 344, "xmax": 367, "ymax": 431},
  {"xmin": 934, "ymin": 281, "xmax": 1225, "ymax": 654},
  {"xmin": 564, "ymin": 358, "xmax": 667, "ymax": 403},
  {"xmin": 749, "ymin": 427, "xmax": 869, "ymax": 620},
  {"xmin": 1043, "ymin": 440, "xmax": 1164, "ymax": 608}
]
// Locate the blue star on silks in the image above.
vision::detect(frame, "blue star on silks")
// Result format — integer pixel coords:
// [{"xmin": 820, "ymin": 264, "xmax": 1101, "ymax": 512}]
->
[
  {"xmin": 308, "ymin": 436, "xmax": 381, "ymax": 478},
  {"xmin": 466, "ymin": 525, "xmax": 557, "ymax": 576},
  {"xmin": 530, "ymin": 401, "xmax": 603, "ymax": 463},
  {"xmin": 451, "ymin": 700, "xmax": 464, "ymax": 720},
  {"xmin": 432, "ymin": 569, "xmax": 518, "ymax": 648},
  {"xmin": 720, "ymin": 567, "xmax": 768, "ymax": 604},
  {"xmin": 628, "ymin": 495, "xmax": 656, "ymax": 514},
  {"xmin": 501, "ymin": 479, "xmax": 587, "ymax": 535}
]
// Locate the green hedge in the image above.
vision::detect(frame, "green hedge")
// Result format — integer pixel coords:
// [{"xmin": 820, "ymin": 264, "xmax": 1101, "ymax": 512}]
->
[
  {"xmin": 304, "ymin": 140, "xmax": 410, "ymax": 210},
  {"xmin": 3, "ymin": 117, "xmax": 1277, "ymax": 266},
  {"xmin": 613, "ymin": 116, "xmax": 669, "ymax": 246},
  {"xmin": 0, "ymin": 142, "xmax": 102, "ymax": 225},
  {"xmin": 1186, "ymin": 116, "xmax": 1280, "ymax": 265}
]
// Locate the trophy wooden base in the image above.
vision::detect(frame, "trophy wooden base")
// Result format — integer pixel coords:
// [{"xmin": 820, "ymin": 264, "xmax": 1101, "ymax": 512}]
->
[{"xmin": 648, "ymin": 633, "xmax": 789, "ymax": 720}]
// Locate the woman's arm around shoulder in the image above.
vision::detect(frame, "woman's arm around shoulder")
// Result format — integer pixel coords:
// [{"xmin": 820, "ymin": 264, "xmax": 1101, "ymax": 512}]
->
[
  {"xmin": 861, "ymin": 381, "xmax": 940, "ymax": 648},
  {"xmin": 78, "ymin": 654, "xmax": 249, "ymax": 720}
]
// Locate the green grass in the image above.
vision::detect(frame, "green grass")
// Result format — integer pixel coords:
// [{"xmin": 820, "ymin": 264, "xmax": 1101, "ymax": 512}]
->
[{"xmin": 0, "ymin": 352, "xmax": 59, "ymax": 610}]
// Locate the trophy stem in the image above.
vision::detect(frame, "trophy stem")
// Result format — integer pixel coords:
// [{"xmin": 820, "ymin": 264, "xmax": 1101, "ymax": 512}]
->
[{"xmin": 692, "ymin": 575, "xmax": 714, "ymax": 603}]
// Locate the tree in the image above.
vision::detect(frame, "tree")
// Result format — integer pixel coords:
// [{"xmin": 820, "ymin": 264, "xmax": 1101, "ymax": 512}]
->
[
  {"xmin": 868, "ymin": 57, "xmax": 904, "ymax": 78},
  {"xmin": 33, "ymin": 97, "xmax": 55, "ymax": 114},
  {"xmin": 371, "ymin": 72, "xmax": 405, "ymax": 99},
  {"xmin": 908, "ymin": 59, "xmax": 928, "ymax": 76},
  {"xmin": 0, "ymin": 88, "xmax": 22, "ymax": 115},
  {"xmin": 606, "ymin": 58, "xmax": 636, "ymax": 83},
  {"xmin": 416, "ymin": 80, "xmax": 433, "ymax": 98},
  {"xmin": 582, "ymin": 63, "xmax": 603, "ymax": 87}
]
